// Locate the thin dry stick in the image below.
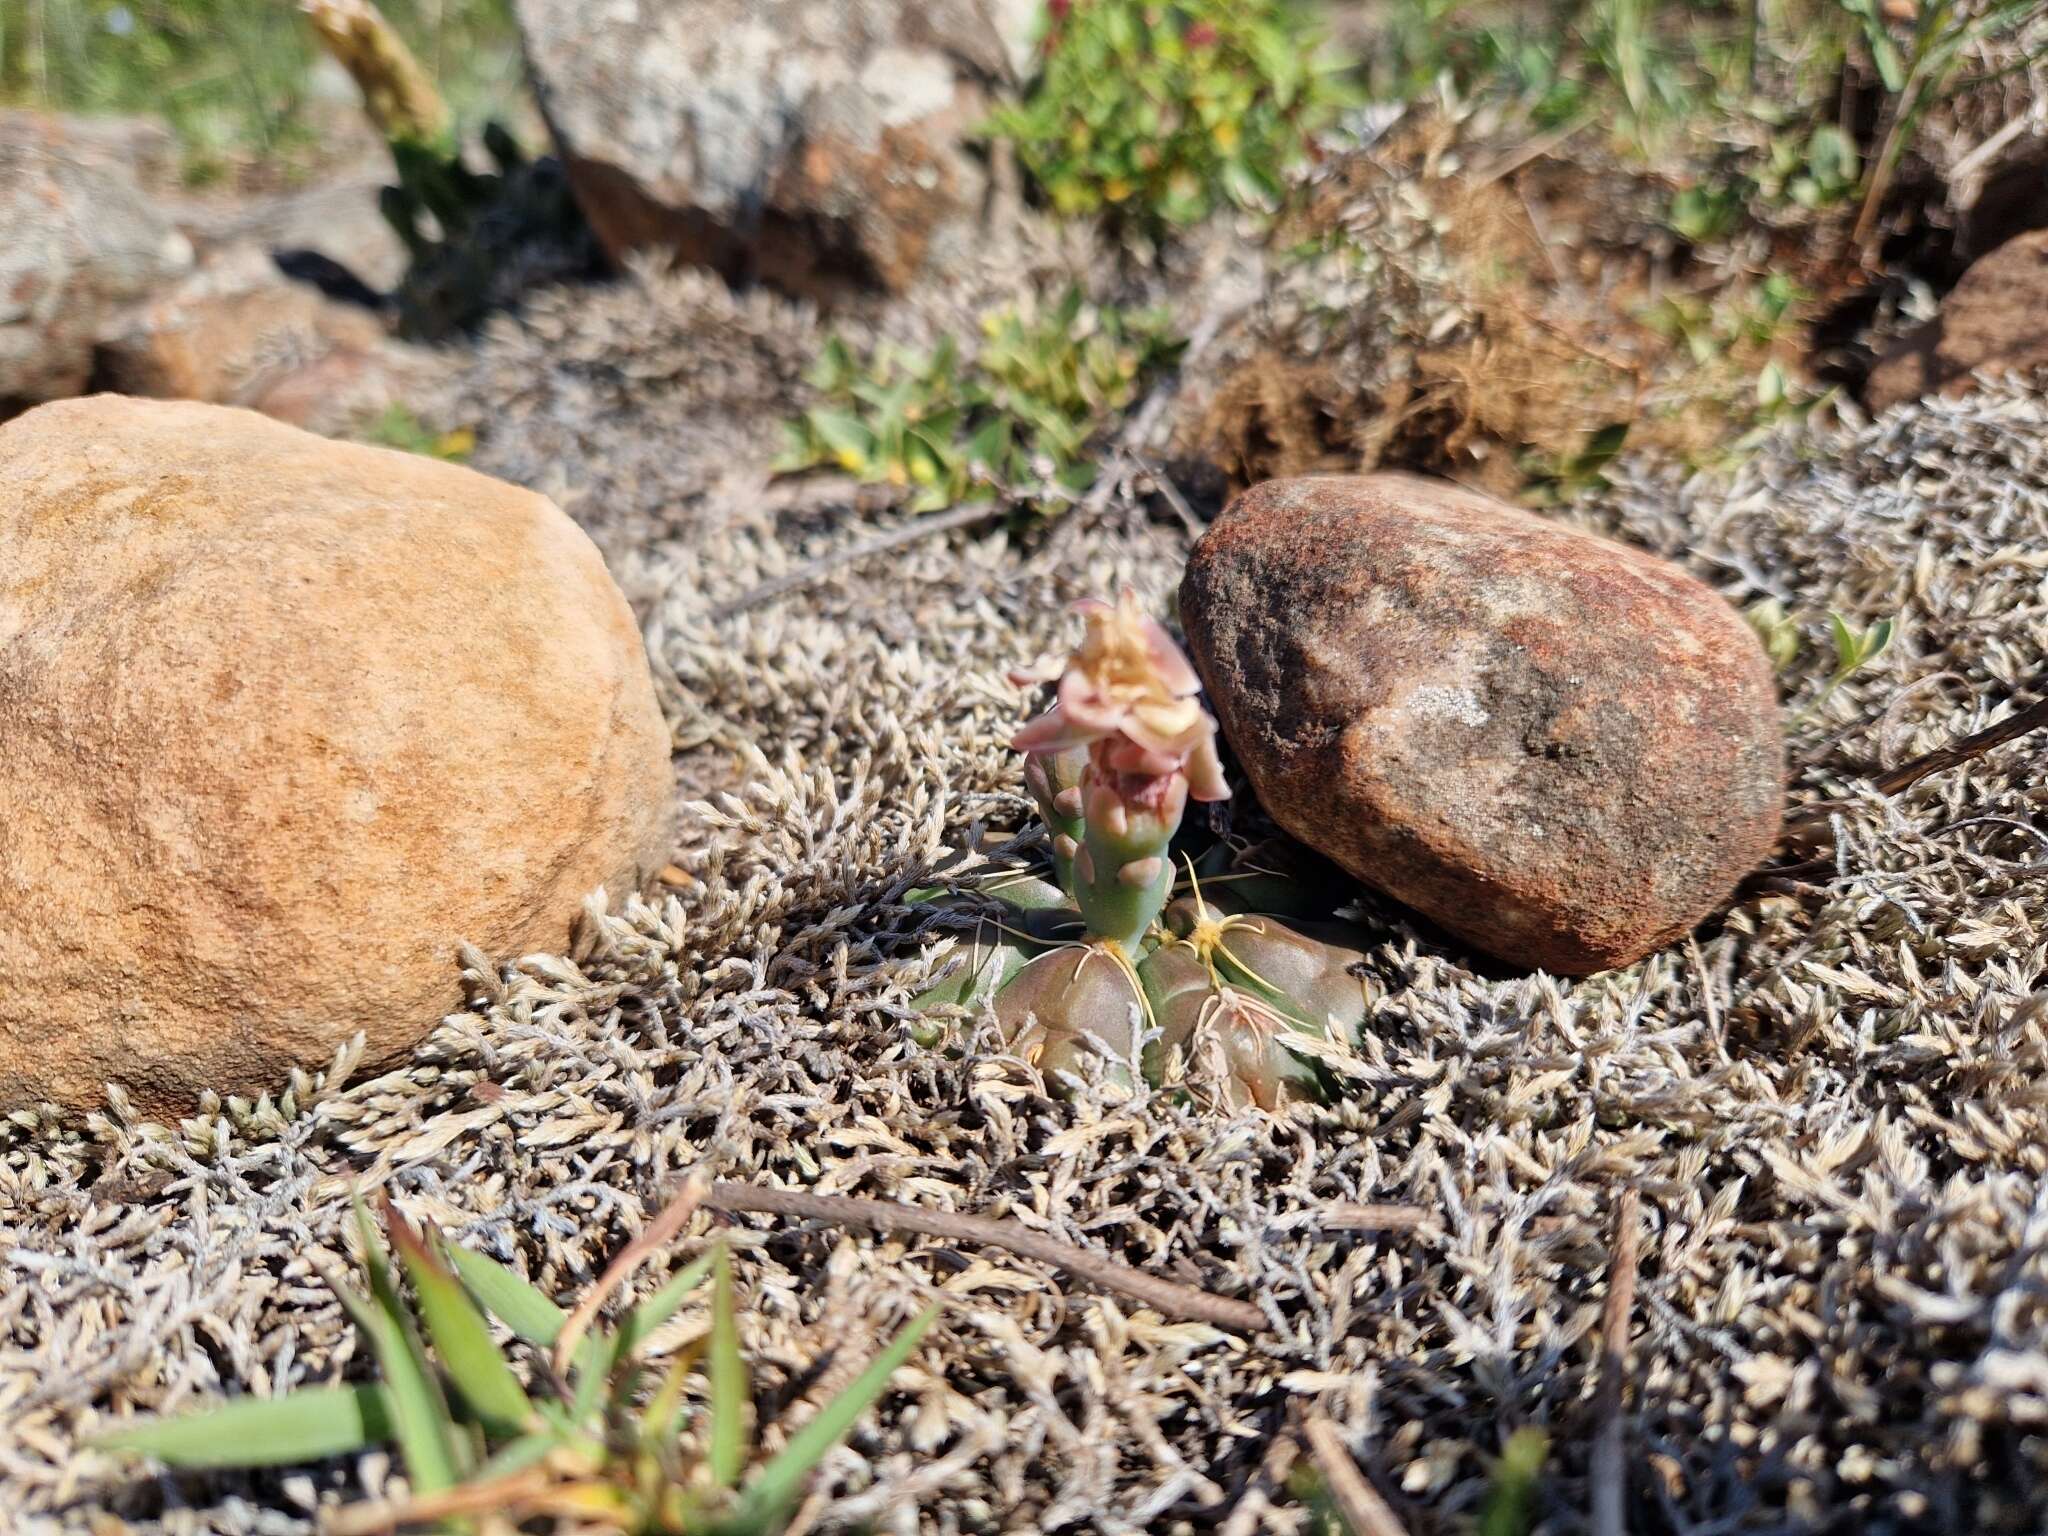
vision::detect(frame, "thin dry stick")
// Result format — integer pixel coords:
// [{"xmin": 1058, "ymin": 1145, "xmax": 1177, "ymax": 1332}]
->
[
  {"xmin": 1773, "ymin": 683, "xmax": 2048, "ymax": 863},
  {"xmin": 1315, "ymin": 1203, "xmax": 1436, "ymax": 1234},
  {"xmin": 1870, "ymin": 691, "xmax": 2048, "ymax": 796},
  {"xmin": 326, "ymin": 1468, "xmax": 555, "ymax": 1535},
  {"xmin": 1591, "ymin": 1187, "xmax": 1643, "ymax": 1536},
  {"xmin": 723, "ymin": 500, "xmax": 1000, "ymax": 617},
  {"xmin": 554, "ymin": 1170, "xmax": 711, "ymax": 1375},
  {"xmin": 1302, "ymin": 1413, "xmax": 1409, "ymax": 1536},
  {"xmin": 702, "ymin": 1181, "xmax": 1268, "ymax": 1334}
]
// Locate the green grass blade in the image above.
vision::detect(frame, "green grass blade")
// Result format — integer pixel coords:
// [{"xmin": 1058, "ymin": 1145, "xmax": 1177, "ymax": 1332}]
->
[
  {"xmin": 446, "ymin": 1243, "xmax": 567, "ymax": 1348},
  {"xmin": 728, "ymin": 1305, "xmax": 940, "ymax": 1532},
  {"xmin": 567, "ymin": 1248, "xmax": 721, "ymax": 1427},
  {"xmin": 707, "ymin": 1243, "xmax": 746, "ymax": 1489},
  {"xmin": 474, "ymin": 1430, "xmax": 561, "ymax": 1482},
  {"xmin": 336, "ymin": 1200, "xmax": 463, "ymax": 1492},
  {"xmin": 383, "ymin": 1203, "xmax": 533, "ymax": 1432},
  {"xmin": 611, "ymin": 1249, "xmax": 718, "ymax": 1361},
  {"xmin": 91, "ymin": 1385, "xmax": 393, "ymax": 1469}
]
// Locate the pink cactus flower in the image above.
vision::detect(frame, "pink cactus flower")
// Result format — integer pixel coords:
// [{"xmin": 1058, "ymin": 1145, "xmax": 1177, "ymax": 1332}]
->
[{"xmin": 1012, "ymin": 590, "xmax": 1230, "ymax": 803}]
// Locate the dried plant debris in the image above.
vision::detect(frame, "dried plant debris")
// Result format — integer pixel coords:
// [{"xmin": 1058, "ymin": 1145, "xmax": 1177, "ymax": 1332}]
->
[{"xmin": 6, "ymin": 379, "xmax": 2048, "ymax": 1536}]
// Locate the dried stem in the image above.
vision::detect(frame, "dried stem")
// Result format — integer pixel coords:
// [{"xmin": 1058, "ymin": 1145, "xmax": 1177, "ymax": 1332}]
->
[
  {"xmin": 554, "ymin": 1170, "xmax": 711, "ymax": 1374},
  {"xmin": 1302, "ymin": 1413, "xmax": 1409, "ymax": 1536},
  {"xmin": 1591, "ymin": 1187, "xmax": 1643, "ymax": 1536},
  {"xmin": 722, "ymin": 500, "xmax": 997, "ymax": 617},
  {"xmin": 702, "ymin": 1180, "xmax": 1269, "ymax": 1334},
  {"xmin": 299, "ymin": 0, "xmax": 450, "ymax": 147},
  {"xmin": 1869, "ymin": 688, "xmax": 2048, "ymax": 796}
]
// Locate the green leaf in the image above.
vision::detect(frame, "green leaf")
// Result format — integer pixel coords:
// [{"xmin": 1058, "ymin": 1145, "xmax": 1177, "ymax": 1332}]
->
[
  {"xmin": 445, "ymin": 1244, "xmax": 567, "ymax": 1348},
  {"xmin": 726, "ymin": 1305, "xmax": 940, "ymax": 1534},
  {"xmin": 1830, "ymin": 611, "xmax": 1861, "ymax": 670},
  {"xmin": 616, "ymin": 1249, "xmax": 719, "ymax": 1359},
  {"xmin": 804, "ymin": 409, "xmax": 875, "ymax": 467},
  {"xmin": 1478, "ymin": 1426, "xmax": 1549, "ymax": 1536},
  {"xmin": 336, "ymin": 1200, "xmax": 463, "ymax": 1493},
  {"xmin": 474, "ymin": 1430, "xmax": 562, "ymax": 1482},
  {"xmin": 708, "ymin": 1242, "xmax": 748, "ymax": 1489},
  {"xmin": 384, "ymin": 1205, "xmax": 533, "ymax": 1433},
  {"xmin": 570, "ymin": 1248, "xmax": 720, "ymax": 1417},
  {"xmin": 92, "ymin": 1385, "xmax": 394, "ymax": 1469}
]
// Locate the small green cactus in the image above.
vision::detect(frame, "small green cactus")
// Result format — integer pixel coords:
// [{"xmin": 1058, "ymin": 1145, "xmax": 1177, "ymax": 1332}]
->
[{"xmin": 911, "ymin": 592, "xmax": 1377, "ymax": 1107}]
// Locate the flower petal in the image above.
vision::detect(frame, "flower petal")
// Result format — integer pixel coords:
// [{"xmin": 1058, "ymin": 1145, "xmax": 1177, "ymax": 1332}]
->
[{"xmin": 1184, "ymin": 732, "xmax": 1231, "ymax": 802}]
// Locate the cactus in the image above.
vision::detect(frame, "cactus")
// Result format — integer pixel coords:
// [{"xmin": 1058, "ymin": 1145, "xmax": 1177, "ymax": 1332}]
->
[{"xmin": 912, "ymin": 592, "xmax": 1380, "ymax": 1107}]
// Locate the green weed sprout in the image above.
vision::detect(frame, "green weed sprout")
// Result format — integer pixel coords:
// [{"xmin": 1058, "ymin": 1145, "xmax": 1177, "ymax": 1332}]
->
[
  {"xmin": 913, "ymin": 591, "xmax": 1376, "ymax": 1109},
  {"xmin": 93, "ymin": 1195, "xmax": 936, "ymax": 1535}
]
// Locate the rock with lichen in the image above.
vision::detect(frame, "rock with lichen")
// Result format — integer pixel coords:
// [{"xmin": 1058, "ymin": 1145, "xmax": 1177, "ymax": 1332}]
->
[{"xmin": 515, "ymin": 0, "xmax": 1031, "ymax": 300}]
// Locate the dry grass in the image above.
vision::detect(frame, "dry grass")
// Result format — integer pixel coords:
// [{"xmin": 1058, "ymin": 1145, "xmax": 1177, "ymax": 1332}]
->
[{"xmin": 4, "ymin": 336, "xmax": 2047, "ymax": 1531}]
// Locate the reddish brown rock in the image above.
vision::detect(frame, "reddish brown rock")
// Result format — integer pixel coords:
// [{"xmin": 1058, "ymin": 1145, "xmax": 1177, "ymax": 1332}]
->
[
  {"xmin": 0, "ymin": 397, "xmax": 675, "ymax": 1113},
  {"xmin": 1179, "ymin": 474, "xmax": 1784, "ymax": 975},
  {"xmin": 96, "ymin": 243, "xmax": 446, "ymax": 435},
  {"xmin": 1866, "ymin": 229, "xmax": 2048, "ymax": 412}
]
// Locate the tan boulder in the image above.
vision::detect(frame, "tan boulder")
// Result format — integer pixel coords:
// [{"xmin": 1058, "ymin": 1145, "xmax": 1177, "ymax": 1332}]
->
[{"xmin": 0, "ymin": 396, "xmax": 675, "ymax": 1113}]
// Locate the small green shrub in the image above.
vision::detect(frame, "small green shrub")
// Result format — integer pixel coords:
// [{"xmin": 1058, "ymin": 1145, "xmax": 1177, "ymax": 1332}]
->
[
  {"xmin": 986, "ymin": 0, "xmax": 1356, "ymax": 232},
  {"xmin": 781, "ymin": 288, "xmax": 1182, "ymax": 513}
]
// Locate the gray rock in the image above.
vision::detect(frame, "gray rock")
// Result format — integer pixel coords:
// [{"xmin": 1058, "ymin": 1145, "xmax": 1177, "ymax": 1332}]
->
[
  {"xmin": 514, "ymin": 0, "xmax": 1027, "ymax": 298},
  {"xmin": 0, "ymin": 111, "xmax": 193, "ymax": 410},
  {"xmin": 1180, "ymin": 473, "xmax": 1785, "ymax": 975}
]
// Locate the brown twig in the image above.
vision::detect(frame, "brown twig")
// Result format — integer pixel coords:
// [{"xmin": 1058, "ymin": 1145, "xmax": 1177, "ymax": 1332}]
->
[
  {"xmin": 1591, "ymin": 1187, "xmax": 1643, "ymax": 1536},
  {"xmin": 701, "ymin": 1181, "xmax": 1269, "ymax": 1334},
  {"xmin": 721, "ymin": 499, "xmax": 1000, "ymax": 617},
  {"xmin": 1768, "ymin": 681, "xmax": 2048, "ymax": 877},
  {"xmin": 554, "ymin": 1171, "xmax": 711, "ymax": 1375},
  {"xmin": 1868, "ymin": 690, "xmax": 2048, "ymax": 796},
  {"xmin": 1314, "ymin": 1202, "xmax": 1437, "ymax": 1234},
  {"xmin": 325, "ymin": 1472, "xmax": 559, "ymax": 1534},
  {"xmin": 1302, "ymin": 1413, "xmax": 1410, "ymax": 1536}
]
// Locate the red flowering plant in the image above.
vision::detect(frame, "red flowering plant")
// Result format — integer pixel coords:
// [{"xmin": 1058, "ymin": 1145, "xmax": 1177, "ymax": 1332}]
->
[{"xmin": 910, "ymin": 592, "xmax": 1377, "ymax": 1109}]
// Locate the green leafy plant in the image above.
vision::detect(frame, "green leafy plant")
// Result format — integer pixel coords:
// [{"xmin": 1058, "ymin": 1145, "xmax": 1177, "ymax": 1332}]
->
[
  {"xmin": 1799, "ymin": 611, "xmax": 1895, "ymax": 719},
  {"xmin": 910, "ymin": 592, "xmax": 1375, "ymax": 1110},
  {"xmin": 1524, "ymin": 421, "xmax": 1631, "ymax": 505},
  {"xmin": 1750, "ymin": 603, "xmax": 1896, "ymax": 722},
  {"xmin": 987, "ymin": 0, "xmax": 1356, "ymax": 232},
  {"xmin": 1744, "ymin": 597, "xmax": 1803, "ymax": 672},
  {"xmin": 780, "ymin": 288, "xmax": 1182, "ymax": 513},
  {"xmin": 94, "ymin": 1195, "xmax": 937, "ymax": 1534}
]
